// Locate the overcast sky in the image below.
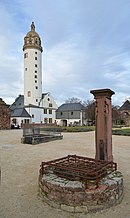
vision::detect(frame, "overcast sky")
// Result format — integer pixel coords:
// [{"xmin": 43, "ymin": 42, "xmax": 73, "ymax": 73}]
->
[{"xmin": 0, "ymin": 0, "xmax": 130, "ymax": 106}]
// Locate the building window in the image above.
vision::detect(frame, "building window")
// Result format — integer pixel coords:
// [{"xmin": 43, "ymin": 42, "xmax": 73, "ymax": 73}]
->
[
  {"xmin": 32, "ymin": 114, "xmax": 34, "ymax": 118},
  {"xmin": 36, "ymin": 99, "xmax": 38, "ymax": 102},
  {"xmin": 35, "ymin": 86, "xmax": 38, "ymax": 89},
  {"xmin": 29, "ymin": 38, "xmax": 32, "ymax": 44},
  {"xmin": 35, "ymin": 70, "xmax": 37, "ymax": 73},
  {"xmin": 35, "ymin": 64, "xmax": 37, "ymax": 67},
  {"xmin": 25, "ymin": 68, "xmax": 27, "ymax": 71},
  {"xmin": 44, "ymin": 118, "xmax": 48, "ymax": 124},
  {"xmin": 44, "ymin": 109, "xmax": 47, "ymax": 114},
  {"xmin": 49, "ymin": 103, "xmax": 52, "ymax": 107},
  {"xmin": 35, "ymin": 38, "xmax": 38, "ymax": 44},
  {"xmin": 24, "ymin": 53, "xmax": 28, "ymax": 58},
  {"xmin": 35, "ymin": 75, "xmax": 37, "ymax": 78},
  {"xmin": 35, "ymin": 52, "xmax": 37, "ymax": 54},
  {"xmin": 28, "ymin": 91, "xmax": 31, "ymax": 97},
  {"xmin": 49, "ymin": 118, "xmax": 52, "ymax": 124},
  {"xmin": 49, "ymin": 109, "xmax": 52, "ymax": 114},
  {"xmin": 35, "ymin": 57, "xmax": 37, "ymax": 60},
  {"xmin": 48, "ymin": 98, "xmax": 50, "ymax": 101},
  {"xmin": 71, "ymin": 112, "xmax": 73, "ymax": 115},
  {"xmin": 61, "ymin": 112, "xmax": 63, "ymax": 115},
  {"xmin": 24, "ymin": 119, "xmax": 29, "ymax": 124},
  {"xmin": 35, "ymin": 80, "xmax": 37, "ymax": 83}
]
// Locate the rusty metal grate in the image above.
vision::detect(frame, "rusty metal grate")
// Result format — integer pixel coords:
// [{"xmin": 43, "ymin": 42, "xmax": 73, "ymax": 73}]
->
[{"xmin": 40, "ymin": 155, "xmax": 117, "ymax": 188}]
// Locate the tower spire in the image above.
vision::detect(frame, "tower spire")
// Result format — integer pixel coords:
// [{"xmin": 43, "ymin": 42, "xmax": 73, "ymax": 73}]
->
[{"xmin": 31, "ymin": 22, "xmax": 35, "ymax": 31}]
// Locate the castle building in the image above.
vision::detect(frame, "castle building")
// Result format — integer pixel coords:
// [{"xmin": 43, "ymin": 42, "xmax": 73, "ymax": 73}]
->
[
  {"xmin": 10, "ymin": 22, "xmax": 58, "ymax": 127},
  {"xmin": 0, "ymin": 98, "xmax": 10, "ymax": 129}
]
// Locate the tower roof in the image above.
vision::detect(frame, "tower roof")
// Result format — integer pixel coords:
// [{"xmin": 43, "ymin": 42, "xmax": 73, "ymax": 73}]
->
[
  {"xmin": 23, "ymin": 22, "xmax": 43, "ymax": 52},
  {"xmin": 26, "ymin": 22, "xmax": 39, "ymax": 37}
]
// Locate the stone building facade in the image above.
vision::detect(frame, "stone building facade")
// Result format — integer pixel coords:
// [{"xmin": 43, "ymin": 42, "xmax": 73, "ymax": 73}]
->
[
  {"xmin": 56, "ymin": 103, "xmax": 85, "ymax": 126},
  {"xmin": 119, "ymin": 100, "xmax": 130, "ymax": 126},
  {"xmin": 0, "ymin": 98, "xmax": 10, "ymax": 129}
]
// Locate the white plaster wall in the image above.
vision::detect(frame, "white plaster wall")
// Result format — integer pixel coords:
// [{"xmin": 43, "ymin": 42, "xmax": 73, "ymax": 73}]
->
[
  {"xmin": 26, "ymin": 107, "xmax": 43, "ymax": 123},
  {"xmin": 11, "ymin": 117, "xmax": 31, "ymax": 127},
  {"xmin": 25, "ymin": 106, "xmax": 57, "ymax": 124},
  {"xmin": 41, "ymin": 93, "xmax": 58, "ymax": 109},
  {"xmin": 41, "ymin": 93, "xmax": 58, "ymax": 123},
  {"xmin": 56, "ymin": 118, "xmax": 81, "ymax": 126},
  {"xmin": 24, "ymin": 48, "xmax": 42, "ymax": 106}
]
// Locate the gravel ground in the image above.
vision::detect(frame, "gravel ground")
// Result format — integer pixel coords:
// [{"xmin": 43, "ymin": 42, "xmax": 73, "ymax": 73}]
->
[{"xmin": 0, "ymin": 129, "xmax": 130, "ymax": 218}]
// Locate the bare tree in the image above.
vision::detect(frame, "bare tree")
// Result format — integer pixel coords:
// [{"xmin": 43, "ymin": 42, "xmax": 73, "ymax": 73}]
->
[
  {"xmin": 65, "ymin": 97, "xmax": 82, "ymax": 104},
  {"xmin": 83, "ymin": 100, "xmax": 95, "ymax": 125},
  {"xmin": 112, "ymin": 105, "xmax": 121, "ymax": 125}
]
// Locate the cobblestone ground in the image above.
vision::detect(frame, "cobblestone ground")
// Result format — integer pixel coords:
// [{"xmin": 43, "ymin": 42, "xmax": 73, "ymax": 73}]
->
[{"xmin": 0, "ymin": 130, "xmax": 130, "ymax": 218}]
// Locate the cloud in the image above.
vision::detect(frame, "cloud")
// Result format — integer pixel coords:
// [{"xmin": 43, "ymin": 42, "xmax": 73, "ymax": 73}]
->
[{"xmin": 0, "ymin": 0, "xmax": 130, "ymax": 106}]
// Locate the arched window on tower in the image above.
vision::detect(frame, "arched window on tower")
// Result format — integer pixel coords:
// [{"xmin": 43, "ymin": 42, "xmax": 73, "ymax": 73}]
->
[
  {"xmin": 29, "ymin": 38, "xmax": 32, "ymax": 44},
  {"xmin": 35, "ymin": 38, "xmax": 38, "ymax": 44},
  {"xmin": 28, "ymin": 91, "xmax": 31, "ymax": 97},
  {"xmin": 24, "ymin": 53, "xmax": 28, "ymax": 58}
]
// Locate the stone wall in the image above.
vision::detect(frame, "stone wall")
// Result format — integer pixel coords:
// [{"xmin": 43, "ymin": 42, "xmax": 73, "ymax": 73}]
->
[
  {"xmin": 0, "ymin": 98, "xmax": 10, "ymax": 129},
  {"xmin": 39, "ymin": 171, "xmax": 123, "ymax": 213}
]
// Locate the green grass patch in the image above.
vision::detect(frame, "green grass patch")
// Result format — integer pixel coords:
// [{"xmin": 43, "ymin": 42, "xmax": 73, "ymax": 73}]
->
[
  {"xmin": 60, "ymin": 126, "xmax": 95, "ymax": 132},
  {"xmin": 112, "ymin": 128, "xmax": 130, "ymax": 136},
  {"xmin": 41, "ymin": 126, "xmax": 95, "ymax": 132},
  {"xmin": 40, "ymin": 126, "xmax": 130, "ymax": 135}
]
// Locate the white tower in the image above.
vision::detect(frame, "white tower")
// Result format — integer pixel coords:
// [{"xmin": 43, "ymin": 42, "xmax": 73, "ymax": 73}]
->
[{"xmin": 23, "ymin": 22, "xmax": 43, "ymax": 106}]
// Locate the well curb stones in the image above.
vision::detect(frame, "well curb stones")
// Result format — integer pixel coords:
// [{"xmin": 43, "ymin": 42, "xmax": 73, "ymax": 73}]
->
[{"xmin": 39, "ymin": 171, "xmax": 123, "ymax": 213}]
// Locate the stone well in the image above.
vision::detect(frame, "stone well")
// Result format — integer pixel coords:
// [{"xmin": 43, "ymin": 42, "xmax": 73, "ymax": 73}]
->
[
  {"xmin": 39, "ymin": 89, "xmax": 124, "ymax": 213},
  {"xmin": 39, "ymin": 155, "xmax": 123, "ymax": 213}
]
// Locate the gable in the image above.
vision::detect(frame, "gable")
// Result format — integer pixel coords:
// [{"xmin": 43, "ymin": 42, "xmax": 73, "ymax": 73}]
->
[{"xmin": 120, "ymin": 100, "xmax": 130, "ymax": 111}]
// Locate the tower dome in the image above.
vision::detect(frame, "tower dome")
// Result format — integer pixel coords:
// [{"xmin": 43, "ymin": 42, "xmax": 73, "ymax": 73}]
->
[{"xmin": 23, "ymin": 22, "xmax": 43, "ymax": 52}]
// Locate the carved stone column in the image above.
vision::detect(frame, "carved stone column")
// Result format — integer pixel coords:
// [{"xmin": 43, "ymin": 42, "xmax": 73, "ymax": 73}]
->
[{"xmin": 90, "ymin": 89, "xmax": 115, "ymax": 161}]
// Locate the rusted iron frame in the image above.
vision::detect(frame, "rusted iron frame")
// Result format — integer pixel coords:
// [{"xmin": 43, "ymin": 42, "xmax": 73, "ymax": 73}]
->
[
  {"xmin": 45, "ymin": 154, "xmax": 117, "ymax": 169},
  {"xmin": 41, "ymin": 155, "xmax": 117, "ymax": 173},
  {"xmin": 40, "ymin": 155, "xmax": 117, "ymax": 188},
  {"xmin": 43, "ymin": 162, "xmax": 114, "ymax": 179},
  {"xmin": 40, "ymin": 155, "xmax": 117, "ymax": 177}
]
